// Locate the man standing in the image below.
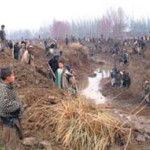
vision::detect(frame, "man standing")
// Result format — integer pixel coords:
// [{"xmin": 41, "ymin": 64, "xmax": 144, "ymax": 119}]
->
[
  {"xmin": 19, "ymin": 42, "xmax": 26, "ymax": 60},
  {"xmin": 55, "ymin": 60, "xmax": 72, "ymax": 89},
  {"xmin": 122, "ymin": 72, "xmax": 131, "ymax": 88},
  {"xmin": 21, "ymin": 45, "xmax": 34, "ymax": 66},
  {"xmin": 123, "ymin": 52, "xmax": 129, "ymax": 65},
  {"xmin": 48, "ymin": 54, "xmax": 59, "ymax": 81},
  {"xmin": 111, "ymin": 67, "xmax": 118, "ymax": 87},
  {"xmin": 143, "ymin": 80, "xmax": 150, "ymax": 105},
  {"xmin": 13, "ymin": 42, "xmax": 20, "ymax": 60},
  {"xmin": 0, "ymin": 68, "xmax": 24, "ymax": 150},
  {"xmin": 65, "ymin": 34, "xmax": 69, "ymax": 45},
  {"xmin": 44, "ymin": 39, "xmax": 48, "ymax": 49},
  {"xmin": 0, "ymin": 25, "xmax": 6, "ymax": 51}
]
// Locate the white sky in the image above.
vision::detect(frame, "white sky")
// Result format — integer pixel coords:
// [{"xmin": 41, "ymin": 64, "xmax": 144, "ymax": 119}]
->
[{"xmin": 0, "ymin": 0, "xmax": 149, "ymax": 31}]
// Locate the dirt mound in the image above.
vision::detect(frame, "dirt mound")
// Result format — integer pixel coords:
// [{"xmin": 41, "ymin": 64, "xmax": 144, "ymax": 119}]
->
[
  {"xmin": 0, "ymin": 46, "xmax": 52, "ymax": 89},
  {"xmin": 0, "ymin": 50, "xmax": 15, "ymax": 66},
  {"xmin": 14, "ymin": 64, "xmax": 51, "ymax": 88},
  {"xmin": 128, "ymin": 59, "xmax": 150, "ymax": 97},
  {"xmin": 0, "ymin": 43, "xmax": 99, "ymax": 150},
  {"xmin": 101, "ymin": 78, "xmax": 133, "ymax": 100},
  {"xmin": 100, "ymin": 49, "xmax": 150, "ymax": 101}
]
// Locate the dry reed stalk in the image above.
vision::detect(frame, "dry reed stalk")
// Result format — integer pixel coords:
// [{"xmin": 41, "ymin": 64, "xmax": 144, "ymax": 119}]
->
[{"xmin": 53, "ymin": 98, "xmax": 130, "ymax": 150}]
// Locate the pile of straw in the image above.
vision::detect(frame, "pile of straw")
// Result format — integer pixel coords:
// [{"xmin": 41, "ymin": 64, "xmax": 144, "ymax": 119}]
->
[
  {"xmin": 64, "ymin": 43, "xmax": 88, "ymax": 66},
  {"xmin": 24, "ymin": 88, "xmax": 130, "ymax": 150},
  {"xmin": 53, "ymin": 98, "xmax": 130, "ymax": 150},
  {"xmin": 69, "ymin": 43, "xmax": 88, "ymax": 56}
]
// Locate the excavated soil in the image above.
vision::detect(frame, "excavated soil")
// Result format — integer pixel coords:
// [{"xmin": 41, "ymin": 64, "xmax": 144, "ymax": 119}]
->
[
  {"xmin": 1, "ymin": 43, "xmax": 150, "ymax": 150},
  {"xmin": 0, "ymin": 43, "xmax": 97, "ymax": 150}
]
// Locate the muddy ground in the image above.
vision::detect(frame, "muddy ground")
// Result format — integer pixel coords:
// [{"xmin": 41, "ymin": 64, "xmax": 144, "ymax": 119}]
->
[
  {"xmin": 97, "ymin": 52, "xmax": 150, "ymax": 150},
  {"xmin": 0, "ymin": 43, "xmax": 150, "ymax": 150},
  {"xmin": 0, "ymin": 43, "xmax": 98, "ymax": 150},
  {"xmin": 97, "ymin": 52, "xmax": 150, "ymax": 116}
]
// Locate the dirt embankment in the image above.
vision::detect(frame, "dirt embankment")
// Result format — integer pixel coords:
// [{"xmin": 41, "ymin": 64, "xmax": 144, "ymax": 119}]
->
[
  {"xmin": 93, "ymin": 51, "xmax": 150, "ymax": 150},
  {"xmin": 0, "ymin": 44, "xmax": 148, "ymax": 150},
  {"xmin": 0, "ymin": 43, "xmax": 99, "ymax": 150},
  {"xmin": 97, "ymin": 48, "xmax": 150, "ymax": 117}
]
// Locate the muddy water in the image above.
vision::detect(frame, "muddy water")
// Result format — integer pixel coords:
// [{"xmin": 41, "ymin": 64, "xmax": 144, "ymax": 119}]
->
[{"xmin": 82, "ymin": 69, "xmax": 110, "ymax": 104}]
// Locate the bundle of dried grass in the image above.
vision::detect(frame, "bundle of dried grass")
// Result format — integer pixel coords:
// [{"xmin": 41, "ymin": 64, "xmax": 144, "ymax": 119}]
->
[
  {"xmin": 53, "ymin": 97, "xmax": 130, "ymax": 150},
  {"xmin": 69, "ymin": 43, "xmax": 88, "ymax": 56},
  {"xmin": 64, "ymin": 43, "xmax": 88, "ymax": 66},
  {"xmin": 23, "ymin": 89, "xmax": 73, "ymax": 135},
  {"xmin": 23, "ymin": 86, "xmax": 130, "ymax": 150}
]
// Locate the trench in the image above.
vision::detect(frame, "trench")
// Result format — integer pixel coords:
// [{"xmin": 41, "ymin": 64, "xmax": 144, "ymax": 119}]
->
[
  {"xmin": 82, "ymin": 68, "xmax": 110, "ymax": 104},
  {"xmin": 81, "ymin": 68, "xmax": 150, "ymax": 146}
]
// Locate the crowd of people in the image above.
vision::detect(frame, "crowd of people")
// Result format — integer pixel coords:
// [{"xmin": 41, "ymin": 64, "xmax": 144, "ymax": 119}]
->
[
  {"xmin": 0, "ymin": 25, "xmax": 35, "ymax": 66},
  {"xmin": 1, "ymin": 24, "xmax": 150, "ymax": 150},
  {"xmin": 110, "ymin": 67, "xmax": 131, "ymax": 89},
  {"xmin": 0, "ymin": 25, "xmax": 79, "ymax": 150},
  {"xmin": 13, "ymin": 41, "xmax": 35, "ymax": 66},
  {"xmin": 48, "ymin": 54, "xmax": 77, "ymax": 95}
]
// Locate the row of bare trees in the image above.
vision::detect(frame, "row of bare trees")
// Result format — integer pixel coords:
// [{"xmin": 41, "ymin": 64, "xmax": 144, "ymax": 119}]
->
[{"xmin": 7, "ymin": 7, "xmax": 150, "ymax": 40}]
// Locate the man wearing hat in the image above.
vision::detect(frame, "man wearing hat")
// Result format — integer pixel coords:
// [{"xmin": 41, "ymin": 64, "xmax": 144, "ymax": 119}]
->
[
  {"xmin": 0, "ymin": 25, "xmax": 6, "ymax": 51},
  {"xmin": 28, "ymin": 45, "xmax": 34, "ymax": 66}
]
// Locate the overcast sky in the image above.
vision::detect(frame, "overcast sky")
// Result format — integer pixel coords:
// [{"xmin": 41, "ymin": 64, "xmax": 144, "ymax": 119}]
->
[{"xmin": 0, "ymin": 0, "xmax": 149, "ymax": 31}]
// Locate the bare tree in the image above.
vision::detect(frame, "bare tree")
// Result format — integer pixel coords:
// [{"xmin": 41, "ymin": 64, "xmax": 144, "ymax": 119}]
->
[
  {"xmin": 104, "ymin": 7, "xmax": 128, "ymax": 38},
  {"xmin": 51, "ymin": 20, "xmax": 71, "ymax": 39},
  {"xmin": 9, "ymin": 7, "xmax": 150, "ymax": 40},
  {"xmin": 130, "ymin": 18, "xmax": 148, "ymax": 37},
  {"xmin": 98, "ymin": 15, "xmax": 111, "ymax": 38}
]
